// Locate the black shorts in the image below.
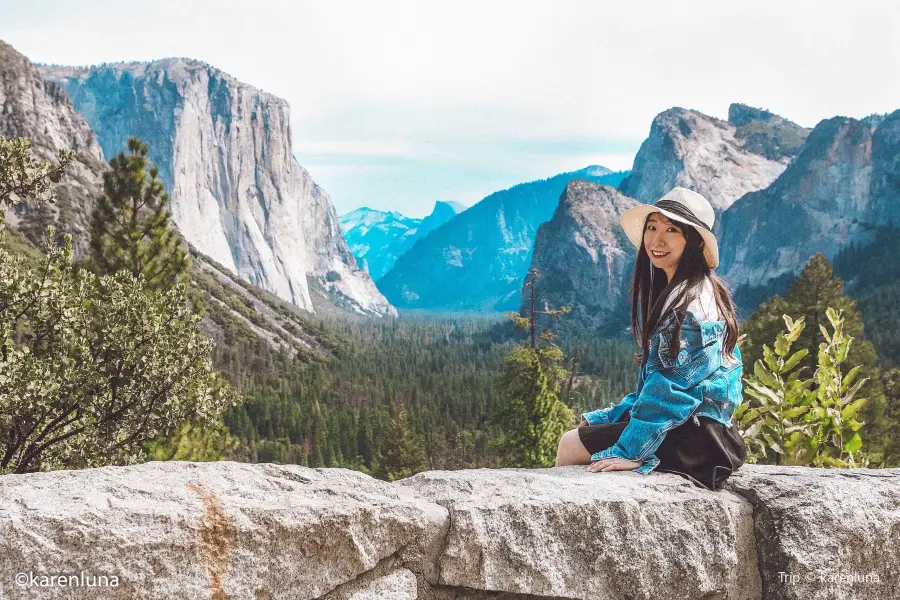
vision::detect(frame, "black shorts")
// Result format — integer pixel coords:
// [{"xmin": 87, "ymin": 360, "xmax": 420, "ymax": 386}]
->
[{"xmin": 578, "ymin": 414, "xmax": 747, "ymax": 491}]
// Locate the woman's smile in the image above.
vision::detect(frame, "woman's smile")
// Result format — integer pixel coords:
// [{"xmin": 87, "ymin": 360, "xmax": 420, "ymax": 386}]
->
[{"xmin": 651, "ymin": 250, "xmax": 670, "ymax": 258}]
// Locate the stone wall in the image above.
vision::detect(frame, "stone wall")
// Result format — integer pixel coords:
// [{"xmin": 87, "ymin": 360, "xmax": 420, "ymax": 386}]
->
[{"xmin": 0, "ymin": 461, "xmax": 897, "ymax": 600}]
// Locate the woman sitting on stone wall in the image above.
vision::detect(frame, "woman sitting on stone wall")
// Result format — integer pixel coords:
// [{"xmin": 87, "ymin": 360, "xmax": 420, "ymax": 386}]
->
[{"xmin": 555, "ymin": 187, "xmax": 747, "ymax": 491}]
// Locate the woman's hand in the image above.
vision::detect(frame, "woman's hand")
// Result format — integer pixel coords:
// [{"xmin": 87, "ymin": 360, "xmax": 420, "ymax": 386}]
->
[{"xmin": 588, "ymin": 457, "xmax": 644, "ymax": 472}]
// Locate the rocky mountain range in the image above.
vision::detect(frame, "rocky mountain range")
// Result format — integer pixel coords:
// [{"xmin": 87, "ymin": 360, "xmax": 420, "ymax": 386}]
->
[
  {"xmin": 37, "ymin": 56, "xmax": 395, "ymax": 317},
  {"xmin": 339, "ymin": 200, "xmax": 464, "ymax": 280},
  {"xmin": 367, "ymin": 100, "xmax": 818, "ymax": 323},
  {"xmin": 619, "ymin": 104, "xmax": 809, "ymax": 239},
  {"xmin": 7, "ymin": 32, "xmax": 892, "ymax": 332},
  {"xmin": 376, "ymin": 102, "xmax": 813, "ymax": 319},
  {"xmin": 526, "ymin": 103, "xmax": 899, "ymax": 332},
  {"xmin": 0, "ymin": 41, "xmax": 355, "ymax": 359},
  {"xmin": 718, "ymin": 111, "xmax": 900, "ymax": 289},
  {"xmin": 376, "ymin": 166, "xmax": 628, "ymax": 312}
]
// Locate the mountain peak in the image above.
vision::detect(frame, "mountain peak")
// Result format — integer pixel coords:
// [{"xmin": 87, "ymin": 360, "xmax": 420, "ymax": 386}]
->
[
  {"xmin": 728, "ymin": 103, "xmax": 781, "ymax": 127},
  {"xmin": 619, "ymin": 105, "xmax": 790, "ymax": 212},
  {"xmin": 433, "ymin": 200, "xmax": 466, "ymax": 214},
  {"xmin": 577, "ymin": 165, "xmax": 614, "ymax": 177},
  {"xmin": 39, "ymin": 57, "xmax": 281, "ymax": 106},
  {"xmin": 727, "ymin": 103, "xmax": 810, "ymax": 161}
]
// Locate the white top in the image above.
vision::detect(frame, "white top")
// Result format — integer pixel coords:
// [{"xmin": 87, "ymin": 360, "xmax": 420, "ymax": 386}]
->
[{"xmin": 660, "ymin": 276, "xmax": 720, "ymax": 321}]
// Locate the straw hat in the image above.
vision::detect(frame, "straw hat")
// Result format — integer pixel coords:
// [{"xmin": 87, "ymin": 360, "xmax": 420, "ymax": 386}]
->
[{"xmin": 620, "ymin": 187, "xmax": 719, "ymax": 269}]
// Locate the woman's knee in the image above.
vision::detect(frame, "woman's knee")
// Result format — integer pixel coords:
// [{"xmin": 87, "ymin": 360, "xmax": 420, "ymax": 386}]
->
[
  {"xmin": 556, "ymin": 428, "xmax": 589, "ymax": 466},
  {"xmin": 556, "ymin": 427, "xmax": 576, "ymax": 449}
]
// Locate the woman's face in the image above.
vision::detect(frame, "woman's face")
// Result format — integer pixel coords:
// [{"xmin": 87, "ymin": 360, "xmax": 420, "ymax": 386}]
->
[{"xmin": 643, "ymin": 212, "xmax": 686, "ymax": 273}]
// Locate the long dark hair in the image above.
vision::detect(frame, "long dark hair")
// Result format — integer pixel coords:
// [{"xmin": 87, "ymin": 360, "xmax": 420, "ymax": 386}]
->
[{"xmin": 629, "ymin": 211, "xmax": 740, "ymax": 366}]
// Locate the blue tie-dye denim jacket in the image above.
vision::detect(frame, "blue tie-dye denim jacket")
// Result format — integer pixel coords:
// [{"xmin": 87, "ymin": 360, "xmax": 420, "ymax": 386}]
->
[{"xmin": 581, "ymin": 309, "xmax": 744, "ymax": 475}]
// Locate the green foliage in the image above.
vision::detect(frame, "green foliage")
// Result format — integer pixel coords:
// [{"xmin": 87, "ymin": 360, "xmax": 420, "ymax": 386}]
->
[
  {"xmin": 215, "ymin": 310, "xmax": 640, "ymax": 475},
  {"xmin": 219, "ymin": 315, "xmax": 509, "ymax": 473},
  {"xmin": 831, "ymin": 222, "xmax": 900, "ymax": 370},
  {"xmin": 739, "ymin": 254, "xmax": 890, "ymax": 462},
  {"xmin": 0, "ymin": 215, "xmax": 238, "ymax": 474},
  {"xmin": 368, "ymin": 407, "xmax": 430, "ymax": 481},
  {"xmin": 877, "ymin": 368, "xmax": 900, "ymax": 461},
  {"xmin": 508, "ymin": 267, "xmax": 573, "ymax": 350},
  {"xmin": 0, "ymin": 134, "xmax": 644, "ymax": 478},
  {"xmin": 88, "ymin": 137, "xmax": 190, "ymax": 294},
  {"xmin": 0, "ymin": 136, "xmax": 74, "ymax": 206},
  {"xmin": 734, "ymin": 308, "xmax": 871, "ymax": 468},
  {"xmin": 491, "ymin": 345, "xmax": 575, "ymax": 467},
  {"xmin": 492, "ymin": 269, "xmax": 575, "ymax": 467},
  {"xmin": 733, "ymin": 119, "xmax": 809, "ymax": 160},
  {"xmin": 0, "ymin": 134, "xmax": 236, "ymax": 474},
  {"xmin": 0, "ymin": 224, "xmax": 44, "ymax": 267},
  {"xmin": 145, "ymin": 418, "xmax": 239, "ymax": 462}
]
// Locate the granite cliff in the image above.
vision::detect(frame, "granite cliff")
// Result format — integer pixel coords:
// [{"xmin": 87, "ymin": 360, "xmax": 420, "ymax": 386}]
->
[
  {"xmin": 0, "ymin": 41, "xmax": 347, "ymax": 357},
  {"xmin": 525, "ymin": 105, "xmax": 900, "ymax": 331},
  {"xmin": 523, "ymin": 180, "xmax": 639, "ymax": 336},
  {"xmin": 618, "ymin": 104, "xmax": 808, "ymax": 239},
  {"xmin": 39, "ymin": 59, "xmax": 395, "ymax": 317},
  {"xmin": 0, "ymin": 41, "xmax": 105, "ymax": 254},
  {"xmin": 718, "ymin": 112, "xmax": 900, "ymax": 289}
]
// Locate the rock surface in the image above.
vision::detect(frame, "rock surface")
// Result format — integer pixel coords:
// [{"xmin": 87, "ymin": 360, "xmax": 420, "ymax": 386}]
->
[
  {"xmin": 867, "ymin": 110, "xmax": 900, "ymax": 228},
  {"xmin": 728, "ymin": 103, "xmax": 810, "ymax": 161},
  {"xmin": 0, "ymin": 40, "xmax": 105, "ymax": 255},
  {"xmin": 328, "ymin": 568, "xmax": 418, "ymax": 600},
  {"xmin": 724, "ymin": 465, "xmax": 900, "ymax": 600},
  {"xmin": 618, "ymin": 105, "xmax": 795, "ymax": 237},
  {"xmin": 1, "ymin": 461, "xmax": 897, "ymax": 599},
  {"xmin": 39, "ymin": 59, "xmax": 395, "ymax": 317},
  {"xmin": 523, "ymin": 181, "xmax": 639, "ymax": 336},
  {"xmin": 716, "ymin": 114, "xmax": 895, "ymax": 288},
  {"xmin": 0, "ymin": 461, "xmax": 446, "ymax": 600},
  {"xmin": 396, "ymin": 467, "xmax": 760, "ymax": 600}
]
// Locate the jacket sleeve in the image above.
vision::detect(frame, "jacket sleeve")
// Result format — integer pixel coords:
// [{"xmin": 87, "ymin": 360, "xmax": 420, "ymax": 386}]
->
[
  {"xmin": 581, "ymin": 391, "xmax": 639, "ymax": 425},
  {"xmin": 589, "ymin": 368, "xmax": 703, "ymax": 475},
  {"xmin": 581, "ymin": 355, "xmax": 647, "ymax": 425}
]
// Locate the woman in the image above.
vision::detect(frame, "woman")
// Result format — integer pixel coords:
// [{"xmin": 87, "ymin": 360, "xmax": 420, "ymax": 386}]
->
[{"xmin": 555, "ymin": 186, "xmax": 747, "ymax": 491}]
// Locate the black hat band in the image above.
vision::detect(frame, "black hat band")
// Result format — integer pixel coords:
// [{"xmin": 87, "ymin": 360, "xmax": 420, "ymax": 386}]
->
[{"xmin": 653, "ymin": 199, "xmax": 711, "ymax": 232}]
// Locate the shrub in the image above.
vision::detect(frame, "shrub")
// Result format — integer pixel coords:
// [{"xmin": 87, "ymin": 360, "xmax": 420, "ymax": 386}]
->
[{"xmin": 734, "ymin": 308, "xmax": 870, "ymax": 467}]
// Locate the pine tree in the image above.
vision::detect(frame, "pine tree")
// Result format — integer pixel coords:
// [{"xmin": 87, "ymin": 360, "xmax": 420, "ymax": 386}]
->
[
  {"xmin": 370, "ymin": 406, "xmax": 429, "ymax": 481},
  {"xmin": 741, "ymin": 253, "xmax": 891, "ymax": 462},
  {"xmin": 89, "ymin": 137, "xmax": 189, "ymax": 293},
  {"xmin": 492, "ymin": 346, "xmax": 575, "ymax": 467},
  {"xmin": 492, "ymin": 268, "xmax": 575, "ymax": 467}
]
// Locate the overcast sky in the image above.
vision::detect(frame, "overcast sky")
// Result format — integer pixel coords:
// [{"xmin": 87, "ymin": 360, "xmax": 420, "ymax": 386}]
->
[{"xmin": 2, "ymin": 0, "xmax": 898, "ymax": 217}]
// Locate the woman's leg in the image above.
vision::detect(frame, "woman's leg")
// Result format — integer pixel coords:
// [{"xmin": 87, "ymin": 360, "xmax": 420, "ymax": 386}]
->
[{"xmin": 555, "ymin": 428, "xmax": 593, "ymax": 467}]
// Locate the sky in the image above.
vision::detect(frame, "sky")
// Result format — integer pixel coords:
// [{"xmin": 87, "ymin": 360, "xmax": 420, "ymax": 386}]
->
[{"xmin": 2, "ymin": 1, "xmax": 898, "ymax": 218}]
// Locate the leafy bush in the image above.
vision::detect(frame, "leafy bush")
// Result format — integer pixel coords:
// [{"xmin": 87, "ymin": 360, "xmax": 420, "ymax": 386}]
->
[
  {"xmin": 0, "ymin": 137, "xmax": 74, "ymax": 206},
  {"xmin": 0, "ymin": 217, "xmax": 238, "ymax": 473},
  {"xmin": 0, "ymin": 134, "xmax": 238, "ymax": 474},
  {"xmin": 734, "ymin": 307, "xmax": 870, "ymax": 467}
]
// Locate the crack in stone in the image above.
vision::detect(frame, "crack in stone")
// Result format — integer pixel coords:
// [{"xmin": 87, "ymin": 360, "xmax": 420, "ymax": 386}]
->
[
  {"xmin": 723, "ymin": 483, "xmax": 771, "ymax": 600},
  {"xmin": 429, "ymin": 499, "xmax": 454, "ymax": 587}
]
